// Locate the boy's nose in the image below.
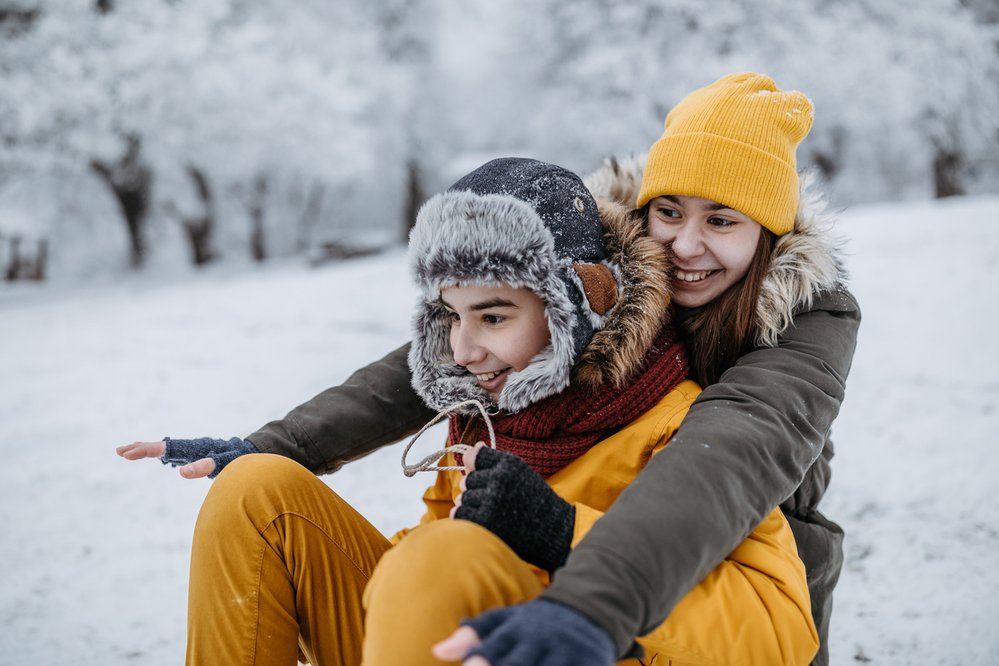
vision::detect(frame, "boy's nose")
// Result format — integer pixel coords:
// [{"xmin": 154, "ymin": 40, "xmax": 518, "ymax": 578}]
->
[{"xmin": 450, "ymin": 326, "xmax": 486, "ymax": 367}]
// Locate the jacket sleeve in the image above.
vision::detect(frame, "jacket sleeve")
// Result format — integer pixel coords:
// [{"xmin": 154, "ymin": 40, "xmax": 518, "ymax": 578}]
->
[
  {"xmin": 246, "ymin": 343, "xmax": 435, "ymax": 475},
  {"xmin": 542, "ymin": 288, "xmax": 860, "ymax": 656},
  {"xmin": 570, "ymin": 504, "xmax": 818, "ymax": 665}
]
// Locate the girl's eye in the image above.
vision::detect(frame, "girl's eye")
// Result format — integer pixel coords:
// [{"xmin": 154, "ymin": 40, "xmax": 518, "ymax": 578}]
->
[
  {"xmin": 654, "ymin": 206, "xmax": 681, "ymax": 220},
  {"xmin": 708, "ymin": 216, "xmax": 736, "ymax": 227},
  {"xmin": 483, "ymin": 314, "xmax": 505, "ymax": 325}
]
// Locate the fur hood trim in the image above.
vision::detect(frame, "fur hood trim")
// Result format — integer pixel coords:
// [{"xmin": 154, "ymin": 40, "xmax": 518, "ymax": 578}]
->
[
  {"xmin": 575, "ymin": 199, "xmax": 672, "ymax": 388},
  {"xmin": 584, "ymin": 155, "xmax": 849, "ymax": 347}
]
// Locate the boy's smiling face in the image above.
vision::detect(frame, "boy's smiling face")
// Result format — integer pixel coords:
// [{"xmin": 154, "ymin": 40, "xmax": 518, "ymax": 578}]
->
[{"xmin": 441, "ymin": 284, "xmax": 551, "ymax": 399}]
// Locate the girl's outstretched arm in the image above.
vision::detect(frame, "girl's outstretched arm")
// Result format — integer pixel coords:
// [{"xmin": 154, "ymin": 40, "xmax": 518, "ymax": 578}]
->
[{"xmin": 542, "ymin": 288, "xmax": 860, "ymax": 655}]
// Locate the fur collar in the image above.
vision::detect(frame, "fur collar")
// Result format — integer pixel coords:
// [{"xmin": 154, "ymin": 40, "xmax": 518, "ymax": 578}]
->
[
  {"xmin": 584, "ymin": 155, "xmax": 849, "ymax": 347},
  {"xmin": 574, "ymin": 199, "xmax": 672, "ymax": 388}
]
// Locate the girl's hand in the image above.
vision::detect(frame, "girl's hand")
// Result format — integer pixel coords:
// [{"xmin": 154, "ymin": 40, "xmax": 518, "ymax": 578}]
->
[
  {"xmin": 432, "ymin": 626, "xmax": 487, "ymax": 665},
  {"xmin": 431, "ymin": 599, "xmax": 616, "ymax": 666}
]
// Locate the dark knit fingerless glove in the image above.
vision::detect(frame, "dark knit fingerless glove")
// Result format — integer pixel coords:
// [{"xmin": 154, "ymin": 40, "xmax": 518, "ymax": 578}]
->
[
  {"xmin": 454, "ymin": 447, "xmax": 575, "ymax": 573},
  {"xmin": 464, "ymin": 598, "xmax": 616, "ymax": 666},
  {"xmin": 160, "ymin": 436, "xmax": 257, "ymax": 479}
]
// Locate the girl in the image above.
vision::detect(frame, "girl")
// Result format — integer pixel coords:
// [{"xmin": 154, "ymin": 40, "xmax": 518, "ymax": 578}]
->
[
  {"xmin": 436, "ymin": 73, "xmax": 856, "ymax": 666},
  {"xmin": 120, "ymin": 73, "xmax": 858, "ymax": 665}
]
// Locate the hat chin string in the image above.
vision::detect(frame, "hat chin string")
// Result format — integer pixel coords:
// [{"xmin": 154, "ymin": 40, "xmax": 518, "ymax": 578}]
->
[{"xmin": 401, "ymin": 398, "xmax": 497, "ymax": 477}]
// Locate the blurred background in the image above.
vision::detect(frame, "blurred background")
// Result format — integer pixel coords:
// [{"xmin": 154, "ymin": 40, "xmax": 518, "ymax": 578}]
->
[{"xmin": 1, "ymin": 0, "xmax": 997, "ymax": 285}]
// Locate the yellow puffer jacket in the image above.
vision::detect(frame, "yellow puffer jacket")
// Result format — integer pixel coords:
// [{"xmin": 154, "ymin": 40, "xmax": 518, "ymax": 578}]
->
[{"xmin": 404, "ymin": 380, "xmax": 818, "ymax": 666}]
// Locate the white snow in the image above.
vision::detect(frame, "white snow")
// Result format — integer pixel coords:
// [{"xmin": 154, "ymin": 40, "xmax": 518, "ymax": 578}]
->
[{"xmin": 1, "ymin": 195, "xmax": 997, "ymax": 665}]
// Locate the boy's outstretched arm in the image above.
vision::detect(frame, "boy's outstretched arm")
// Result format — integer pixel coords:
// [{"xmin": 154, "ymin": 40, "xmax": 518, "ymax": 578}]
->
[{"xmin": 116, "ymin": 343, "xmax": 434, "ymax": 478}]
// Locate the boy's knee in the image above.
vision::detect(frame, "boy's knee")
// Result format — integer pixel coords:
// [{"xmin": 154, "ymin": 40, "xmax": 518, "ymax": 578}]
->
[
  {"xmin": 216, "ymin": 452, "xmax": 306, "ymax": 483},
  {"xmin": 208, "ymin": 453, "xmax": 312, "ymax": 501},
  {"xmin": 197, "ymin": 454, "xmax": 315, "ymax": 530},
  {"xmin": 395, "ymin": 520, "xmax": 503, "ymax": 563},
  {"xmin": 370, "ymin": 520, "xmax": 534, "ymax": 593},
  {"xmin": 365, "ymin": 519, "xmax": 542, "ymax": 627}
]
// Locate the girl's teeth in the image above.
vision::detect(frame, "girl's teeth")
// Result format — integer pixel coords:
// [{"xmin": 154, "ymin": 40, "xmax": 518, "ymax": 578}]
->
[
  {"xmin": 476, "ymin": 370, "xmax": 502, "ymax": 381},
  {"xmin": 676, "ymin": 269, "xmax": 711, "ymax": 282}
]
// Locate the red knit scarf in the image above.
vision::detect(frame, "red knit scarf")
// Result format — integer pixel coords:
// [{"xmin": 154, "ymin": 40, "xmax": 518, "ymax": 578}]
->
[{"xmin": 448, "ymin": 326, "xmax": 689, "ymax": 478}]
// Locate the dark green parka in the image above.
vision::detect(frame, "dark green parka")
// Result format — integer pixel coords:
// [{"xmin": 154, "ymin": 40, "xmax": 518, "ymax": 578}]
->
[{"xmin": 247, "ymin": 157, "xmax": 860, "ymax": 665}]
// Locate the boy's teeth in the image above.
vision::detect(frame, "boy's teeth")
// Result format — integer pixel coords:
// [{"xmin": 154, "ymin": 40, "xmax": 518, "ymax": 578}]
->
[{"xmin": 676, "ymin": 269, "xmax": 711, "ymax": 282}]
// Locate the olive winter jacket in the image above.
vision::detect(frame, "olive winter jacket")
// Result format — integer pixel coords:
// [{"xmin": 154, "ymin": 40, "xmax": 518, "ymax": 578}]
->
[{"xmin": 247, "ymin": 157, "xmax": 860, "ymax": 664}]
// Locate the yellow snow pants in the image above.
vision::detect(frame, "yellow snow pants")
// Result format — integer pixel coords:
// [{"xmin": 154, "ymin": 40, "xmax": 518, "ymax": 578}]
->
[{"xmin": 185, "ymin": 453, "xmax": 548, "ymax": 666}]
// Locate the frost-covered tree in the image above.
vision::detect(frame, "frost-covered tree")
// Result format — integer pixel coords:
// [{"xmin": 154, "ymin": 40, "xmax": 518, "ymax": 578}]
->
[
  {"xmin": 89, "ymin": 133, "xmax": 152, "ymax": 268},
  {"xmin": 420, "ymin": 0, "xmax": 998, "ymax": 202},
  {"xmin": 0, "ymin": 0, "xmax": 411, "ymax": 279},
  {"xmin": 1, "ymin": 0, "xmax": 996, "ymax": 283}
]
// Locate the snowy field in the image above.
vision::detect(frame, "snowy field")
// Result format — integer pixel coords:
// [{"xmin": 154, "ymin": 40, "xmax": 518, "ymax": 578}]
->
[{"xmin": 1, "ymin": 195, "xmax": 998, "ymax": 665}]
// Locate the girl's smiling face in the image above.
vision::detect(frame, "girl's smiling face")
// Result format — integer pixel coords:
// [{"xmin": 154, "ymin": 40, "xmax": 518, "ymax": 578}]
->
[
  {"xmin": 441, "ymin": 284, "xmax": 551, "ymax": 399},
  {"xmin": 646, "ymin": 195, "xmax": 763, "ymax": 308}
]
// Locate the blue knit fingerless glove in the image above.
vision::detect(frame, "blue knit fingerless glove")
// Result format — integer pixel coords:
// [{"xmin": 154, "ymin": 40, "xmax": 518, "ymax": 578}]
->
[
  {"xmin": 464, "ymin": 599, "xmax": 616, "ymax": 666},
  {"xmin": 455, "ymin": 447, "xmax": 575, "ymax": 573},
  {"xmin": 160, "ymin": 437, "xmax": 257, "ymax": 478}
]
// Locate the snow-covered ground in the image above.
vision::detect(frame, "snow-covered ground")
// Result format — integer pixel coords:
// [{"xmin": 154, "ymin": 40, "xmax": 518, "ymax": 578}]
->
[{"xmin": 1, "ymin": 195, "xmax": 997, "ymax": 665}]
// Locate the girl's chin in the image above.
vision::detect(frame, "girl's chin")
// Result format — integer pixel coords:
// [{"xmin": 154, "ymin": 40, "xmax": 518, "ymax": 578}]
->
[
  {"xmin": 672, "ymin": 277, "xmax": 727, "ymax": 308},
  {"xmin": 671, "ymin": 289, "xmax": 712, "ymax": 308}
]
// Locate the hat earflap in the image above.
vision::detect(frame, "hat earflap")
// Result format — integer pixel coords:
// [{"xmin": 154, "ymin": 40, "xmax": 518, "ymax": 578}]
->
[{"xmin": 570, "ymin": 261, "xmax": 619, "ymax": 325}]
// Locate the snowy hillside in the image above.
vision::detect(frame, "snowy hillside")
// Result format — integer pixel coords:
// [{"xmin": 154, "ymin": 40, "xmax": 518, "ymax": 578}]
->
[{"xmin": 1, "ymin": 195, "xmax": 997, "ymax": 665}]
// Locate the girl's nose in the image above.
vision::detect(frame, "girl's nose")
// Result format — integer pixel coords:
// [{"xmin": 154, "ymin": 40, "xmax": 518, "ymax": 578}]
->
[
  {"xmin": 450, "ymin": 324, "xmax": 486, "ymax": 367},
  {"xmin": 670, "ymin": 223, "xmax": 705, "ymax": 260}
]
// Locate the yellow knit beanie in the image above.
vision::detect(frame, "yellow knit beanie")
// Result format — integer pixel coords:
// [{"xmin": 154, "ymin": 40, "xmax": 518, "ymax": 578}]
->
[{"xmin": 636, "ymin": 72, "xmax": 813, "ymax": 236}]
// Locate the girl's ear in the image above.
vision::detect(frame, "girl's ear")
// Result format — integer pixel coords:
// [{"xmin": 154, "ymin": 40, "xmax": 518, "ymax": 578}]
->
[{"xmin": 571, "ymin": 263, "xmax": 618, "ymax": 315}]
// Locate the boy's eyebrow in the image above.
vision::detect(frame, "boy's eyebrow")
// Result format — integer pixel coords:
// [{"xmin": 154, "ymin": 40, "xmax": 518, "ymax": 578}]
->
[
  {"xmin": 439, "ymin": 296, "xmax": 519, "ymax": 311},
  {"xmin": 470, "ymin": 298, "xmax": 518, "ymax": 310},
  {"xmin": 662, "ymin": 195, "xmax": 730, "ymax": 211}
]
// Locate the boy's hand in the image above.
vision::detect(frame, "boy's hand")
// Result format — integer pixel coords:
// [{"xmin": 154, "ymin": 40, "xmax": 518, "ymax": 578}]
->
[
  {"xmin": 117, "ymin": 440, "xmax": 216, "ymax": 478},
  {"xmin": 451, "ymin": 443, "xmax": 575, "ymax": 573},
  {"xmin": 116, "ymin": 440, "xmax": 166, "ymax": 461},
  {"xmin": 116, "ymin": 437, "xmax": 255, "ymax": 479}
]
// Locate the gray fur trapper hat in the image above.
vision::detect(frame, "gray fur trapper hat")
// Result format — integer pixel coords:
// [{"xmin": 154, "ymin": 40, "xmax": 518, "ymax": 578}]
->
[{"xmin": 407, "ymin": 157, "xmax": 621, "ymax": 415}]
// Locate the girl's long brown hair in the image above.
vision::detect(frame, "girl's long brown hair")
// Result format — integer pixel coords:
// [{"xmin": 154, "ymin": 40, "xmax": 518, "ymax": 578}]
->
[{"xmin": 637, "ymin": 206, "xmax": 777, "ymax": 387}]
